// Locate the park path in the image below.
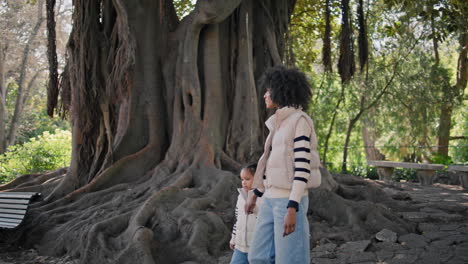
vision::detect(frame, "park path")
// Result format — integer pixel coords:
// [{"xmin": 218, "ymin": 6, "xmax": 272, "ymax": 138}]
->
[{"xmin": 310, "ymin": 181, "xmax": 468, "ymax": 264}]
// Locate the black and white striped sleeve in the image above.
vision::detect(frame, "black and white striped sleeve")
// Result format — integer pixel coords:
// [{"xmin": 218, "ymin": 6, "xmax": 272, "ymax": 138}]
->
[
  {"xmin": 287, "ymin": 117, "xmax": 312, "ymax": 211},
  {"xmin": 230, "ymin": 199, "xmax": 238, "ymax": 244}
]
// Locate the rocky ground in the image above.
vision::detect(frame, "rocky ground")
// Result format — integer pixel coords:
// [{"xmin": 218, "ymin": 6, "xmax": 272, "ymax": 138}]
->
[
  {"xmin": 1, "ymin": 181, "xmax": 467, "ymax": 264},
  {"xmin": 219, "ymin": 181, "xmax": 468, "ymax": 264},
  {"xmin": 306, "ymin": 181, "xmax": 468, "ymax": 264}
]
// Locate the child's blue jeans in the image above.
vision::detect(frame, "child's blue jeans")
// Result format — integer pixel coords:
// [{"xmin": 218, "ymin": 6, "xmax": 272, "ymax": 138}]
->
[
  {"xmin": 230, "ymin": 249, "xmax": 249, "ymax": 264},
  {"xmin": 248, "ymin": 196, "xmax": 310, "ymax": 264}
]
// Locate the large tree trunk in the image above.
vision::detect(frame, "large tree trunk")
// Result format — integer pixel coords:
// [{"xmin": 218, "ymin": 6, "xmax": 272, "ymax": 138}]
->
[
  {"xmin": 0, "ymin": 1, "xmax": 414, "ymax": 263},
  {"xmin": 7, "ymin": 0, "xmax": 45, "ymax": 147},
  {"xmin": 14, "ymin": 0, "xmax": 294, "ymax": 263}
]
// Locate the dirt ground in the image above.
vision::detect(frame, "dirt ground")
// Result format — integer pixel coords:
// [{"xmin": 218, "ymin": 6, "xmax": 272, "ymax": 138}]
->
[{"xmin": 1, "ymin": 180, "xmax": 467, "ymax": 264}]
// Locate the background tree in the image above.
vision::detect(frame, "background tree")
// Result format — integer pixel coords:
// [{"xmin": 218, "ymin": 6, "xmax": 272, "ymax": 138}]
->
[
  {"xmin": 7, "ymin": 0, "xmax": 45, "ymax": 147},
  {"xmin": 0, "ymin": 0, "xmax": 70, "ymax": 153},
  {"xmin": 293, "ymin": 0, "xmax": 466, "ymax": 170},
  {"xmin": 385, "ymin": 0, "xmax": 468, "ymax": 160}
]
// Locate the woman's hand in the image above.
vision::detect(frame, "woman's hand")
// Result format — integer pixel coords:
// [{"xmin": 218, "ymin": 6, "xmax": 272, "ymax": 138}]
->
[
  {"xmin": 283, "ymin": 208, "xmax": 297, "ymax": 237},
  {"xmin": 244, "ymin": 193, "xmax": 257, "ymax": 214}
]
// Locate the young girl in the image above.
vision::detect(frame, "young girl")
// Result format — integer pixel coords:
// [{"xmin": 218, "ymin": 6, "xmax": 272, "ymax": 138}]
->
[{"xmin": 230, "ymin": 164, "xmax": 261, "ymax": 264}]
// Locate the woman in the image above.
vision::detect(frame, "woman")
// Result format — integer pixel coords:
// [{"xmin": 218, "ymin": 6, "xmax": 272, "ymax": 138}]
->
[{"xmin": 245, "ymin": 65, "xmax": 321, "ymax": 264}]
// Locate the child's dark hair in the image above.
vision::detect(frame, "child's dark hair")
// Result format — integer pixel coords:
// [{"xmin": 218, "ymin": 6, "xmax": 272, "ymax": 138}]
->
[
  {"xmin": 243, "ymin": 163, "xmax": 257, "ymax": 175},
  {"xmin": 259, "ymin": 65, "xmax": 312, "ymax": 110}
]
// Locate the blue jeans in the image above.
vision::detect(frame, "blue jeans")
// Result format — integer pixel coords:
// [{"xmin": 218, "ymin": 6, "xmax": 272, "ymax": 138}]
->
[
  {"xmin": 230, "ymin": 249, "xmax": 249, "ymax": 264},
  {"xmin": 248, "ymin": 196, "xmax": 310, "ymax": 264}
]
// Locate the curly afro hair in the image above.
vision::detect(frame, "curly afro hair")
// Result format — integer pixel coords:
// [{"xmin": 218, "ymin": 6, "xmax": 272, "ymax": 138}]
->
[{"xmin": 259, "ymin": 65, "xmax": 312, "ymax": 110}]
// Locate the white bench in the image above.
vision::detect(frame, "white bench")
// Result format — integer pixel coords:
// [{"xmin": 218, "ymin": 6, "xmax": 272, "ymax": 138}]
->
[
  {"xmin": 448, "ymin": 165, "xmax": 468, "ymax": 189},
  {"xmin": 368, "ymin": 161, "xmax": 444, "ymax": 185},
  {"xmin": 0, "ymin": 192, "xmax": 41, "ymax": 229}
]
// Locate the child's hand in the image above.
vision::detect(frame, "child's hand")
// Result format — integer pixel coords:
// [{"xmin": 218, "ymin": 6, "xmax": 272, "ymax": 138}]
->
[
  {"xmin": 230, "ymin": 243, "xmax": 235, "ymax": 250},
  {"xmin": 245, "ymin": 193, "xmax": 257, "ymax": 214},
  {"xmin": 283, "ymin": 208, "xmax": 297, "ymax": 237}
]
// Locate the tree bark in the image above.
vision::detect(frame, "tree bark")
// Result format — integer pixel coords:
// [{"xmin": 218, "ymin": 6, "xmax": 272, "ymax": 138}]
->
[
  {"xmin": 7, "ymin": 0, "xmax": 45, "ymax": 147},
  {"xmin": 437, "ymin": 30, "xmax": 468, "ymax": 156},
  {"xmin": 361, "ymin": 111, "xmax": 385, "ymax": 162},
  {"xmin": 26, "ymin": 0, "xmax": 294, "ymax": 262},
  {"xmin": 46, "ymin": 0, "xmax": 59, "ymax": 117},
  {"xmin": 322, "ymin": 82, "xmax": 345, "ymax": 165},
  {"xmin": 0, "ymin": 43, "xmax": 7, "ymax": 153},
  {"xmin": 430, "ymin": 10, "xmax": 440, "ymax": 65}
]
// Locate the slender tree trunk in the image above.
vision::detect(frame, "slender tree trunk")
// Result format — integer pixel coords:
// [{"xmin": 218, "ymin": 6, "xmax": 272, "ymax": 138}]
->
[
  {"xmin": 7, "ymin": 0, "xmax": 44, "ymax": 146},
  {"xmin": 342, "ymin": 118, "xmax": 356, "ymax": 173},
  {"xmin": 46, "ymin": 0, "xmax": 59, "ymax": 117},
  {"xmin": 0, "ymin": 43, "xmax": 6, "ymax": 153},
  {"xmin": 437, "ymin": 104, "xmax": 452, "ymax": 157},
  {"xmin": 341, "ymin": 66, "xmax": 399, "ymax": 172},
  {"xmin": 23, "ymin": 69, "xmax": 46, "ymax": 107},
  {"xmin": 437, "ymin": 30, "xmax": 468, "ymax": 156},
  {"xmin": 430, "ymin": 11, "xmax": 440, "ymax": 65},
  {"xmin": 357, "ymin": 0, "xmax": 368, "ymax": 72},
  {"xmin": 361, "ymin": 111, "xmax": 385, "ymax": 161},
  {"xmin": 322, "ymin": 81, "xmax": 345, "ymax": 165}
]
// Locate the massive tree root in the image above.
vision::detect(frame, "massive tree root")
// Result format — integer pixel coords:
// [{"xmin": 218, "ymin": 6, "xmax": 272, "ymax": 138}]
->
[
  {"xmin": 308, "ymin": 171, "xmax": 414, "ymax": 245},
  {"xmin": 17, "ymin": 154, "xmax": 239, "ymax": 264},
  {"xmin": 3, "ymin": 162, "xmax": 416, "ymax": 263},
  {"xmin": 0, "ymin": 168, "xmax": 67, "ymax": 193}
]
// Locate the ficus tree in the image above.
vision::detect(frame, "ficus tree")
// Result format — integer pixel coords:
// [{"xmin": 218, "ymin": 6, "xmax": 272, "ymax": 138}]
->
[{"xmin": 1, "ymin": 0, "xmax": 414, "ymax": 263}]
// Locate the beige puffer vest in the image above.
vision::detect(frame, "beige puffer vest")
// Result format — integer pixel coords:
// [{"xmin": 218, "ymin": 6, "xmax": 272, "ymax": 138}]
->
[
  {"xmin": 230, "ymin": 189, "xmax": 262, "ymax": 252},
  {"xmin": 253, "ymin": 107, "xmax": 321, "ymax": 192}
]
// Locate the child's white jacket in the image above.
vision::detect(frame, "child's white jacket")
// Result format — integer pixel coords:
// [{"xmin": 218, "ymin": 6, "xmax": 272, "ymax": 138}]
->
[{"xmin": 230, "ymin": 188, "xmax": 262, "ymax": 253}]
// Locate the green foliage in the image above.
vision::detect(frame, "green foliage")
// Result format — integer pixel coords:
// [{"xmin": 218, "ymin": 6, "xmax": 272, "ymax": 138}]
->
[
  {"xmin": 448, "ymin": 107, "xmax": 467, "ymax": 164},
  {"xmin": 393, "ymin": 168, "xmax": 417, "ymax": 182},
  {"xmin": 431, "ymin": 153, "xmax": 453, "ymax": 165},
  {"xmin": 291, "ymin": 0, "xmax": 466, "ymax": 179},
  {"xmin": 0, "ymin": 129, "xmax": 71, "ymax": 183},
  {"xmin": 173, "ymin": 0, "xmax": 195, "ymax": 19},
  {"xmin": 4, "ymin": 79, "xmax": 70, "ymax": 145},
  {"xmin": 16, "ymin": 106, "xmax": 70, "ymax": 144},
  {"xmin": 350, "ymin": 165, "xmax": 379, "ymax": 180},
  {"xmin": 451, "ymin": 139, "xmax": 468, "ymax": 165}
]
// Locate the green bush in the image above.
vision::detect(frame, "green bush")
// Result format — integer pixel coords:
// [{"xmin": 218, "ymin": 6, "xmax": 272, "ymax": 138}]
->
[
  {"xmin": 431, "ymin": 153, "xmax": 453, "ymax": 165},
  {"xmin": 393, "ymin": 168, "xmax": 417, "ymax": 182},
  {"xmin": 350, "ymin": 165, "xmax": 380, "ymax": 180},
  {"xmin": 0, "ymin": 129, "xmax": 71, "ymax": 184}
]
